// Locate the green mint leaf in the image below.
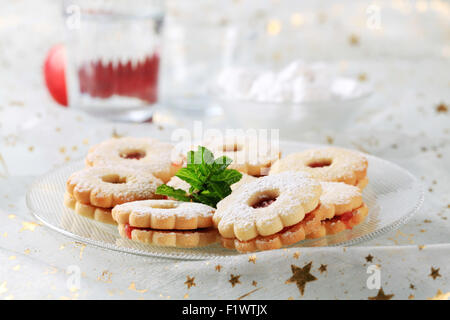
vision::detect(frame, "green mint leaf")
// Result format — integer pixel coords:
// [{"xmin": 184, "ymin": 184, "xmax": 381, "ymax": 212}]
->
[
  {"xmin": 212, "ymin": 155, "xmax": 232, "ymax": 172},
  {"xmin": 191, "ymin": 191, "xmax": 221, "ymax": 208},
  {"xmin": 155, "ymin": 185, "xmax": 191, "ymax": 202},
  {"xmin": 175, "ymin": 167, "xmax": 205, "ymax": 190},
  {"xmin": 157, "ymin": 146, "xmax": 243, "ymax": 208},
  {"xmin": 210, "ymin": 169, "xmax": 243, "ymax": 185},
  {"xmin": 207, "ymin": 180, "xmax": 232, "ymax": 199}
]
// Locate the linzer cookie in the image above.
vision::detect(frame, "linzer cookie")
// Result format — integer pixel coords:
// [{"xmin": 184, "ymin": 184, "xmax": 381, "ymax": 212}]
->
[
  {"xmin": 204, "ymin": 135, "xmax": 281, "ymax": 176},
  {"xmin": 66, "ymin": 166, "xmax": 163, "ymax": 208},
  {"xmin": 270, "ymin": 147, "xmax": 368, "ymax": 189},
  {"xmin": 214, "ymin": 172, "xmax": 322, "ymax": 252},
  {"xmin": 85, "ymin": 137, "xmax": 180, "ymax": 183},
  {"xmin": 112, "ymin": 200, "xmax": 219, "ymax": 248},
  {"xmin": 63, "ymin": 192, "xmax": 116, "ymax": 225},
  {"xmin": 307, "ymin": 182, "xmax": 368, "ymax": 239}
]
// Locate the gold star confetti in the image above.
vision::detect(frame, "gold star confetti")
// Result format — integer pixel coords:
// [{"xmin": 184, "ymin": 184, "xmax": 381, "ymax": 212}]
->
[
  {"xmin": 428, "ymin": 289, "xmax": 450, "ymax": 300},
  {"xmin": 266, "ymin": 19, "xmax": 282, "ymax": 36},
  {"xmin": 418, "ymin": 245, "xmax": 425, "ymax": 250},
  {"xmin": 408, "ymin": 294, "xmax": 415, "ymax": 299},
  {"xmin": 410, "ymin": 284, "xmax": 416, "ymax": 290},
  {"xmin": 184, "ymin": 293, "xmax": 189, "ymax": 299},
  {"xmin": 24, "ymin": 249, "xmax": 30, "ymax": 255},
  {"xmin": 436, "ymin": 103, "xmax": 448, "ymax": 113},
  {"xmin": 185, "ymin": 276, "xmax": 196, "ymax": 289},
  {"xmin": 430, "ymin": 267, "xmax": 441, "ymax": 280},
  {"xmin": 128, "ymin": 282, "xmax": 148, "ymax": 293},
  {"xmin": 229, "ymin": 274, "xmax": 241, "ymax": 287},
  {"xmin": 292, "ymin": 251, "xmax": 300, "ymax": 259},
  {"xmin": 252, "ymin": 280, "xmax": 258, "ymax": 287},
  {"xmin": 19, "ymin": 221, "xmax": 40, "ymax": 232},
  {"xmin": 285, "ymin": 262, "xmax": 317, "ymax": 296},
  {"xmin": 318, "ymin": 264, "xmax": 327, "ymax": 273},
  {"xmin": 349, "ymin": 34, "xmax": 360, "ymax": 45},
  {"xmin": 215, "ymin": 264, "xmax": 222, "ymax": 272},
  {"xmin": 248, "ymin": 255, "xmax": 257, "ymax": 264},
  {"xmin": 365, "ymin": 254, "xmax": 374, "ymax": 263},
  {"xmin": 368, "ymin": 288, "xmax": 394, "ymax": 300}
]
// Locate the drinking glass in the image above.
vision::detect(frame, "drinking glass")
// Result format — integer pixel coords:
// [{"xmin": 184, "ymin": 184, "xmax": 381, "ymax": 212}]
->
[{"xmin": 63, "ymin": 0, "xmax": 164, "ymax": 122}]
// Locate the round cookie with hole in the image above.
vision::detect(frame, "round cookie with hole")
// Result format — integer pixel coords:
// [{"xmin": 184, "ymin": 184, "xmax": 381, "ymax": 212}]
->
[
  {"xmin": 203, "ymin": 135, "xmax": 281, "ymax": 176},
  {"xmin": 270, "ymin": 147, "xmax": 368, "ymax": 189},
  {"xmin": 66, "ymin": 166, "xmax": 163, "ymax": 208},
  {"xmin": 63, "ymin": 192, "xmax": 116, "ymax": 225},
  {"xmin": 85, "ymin": 137, "xmax": 181, "ymax": 183},
  {"xmin": 112, "ymin": 200, "xmax": 219, "ymax": 248},
  {"xmin": 307, "ymin": 182, "xmax": 369, "ymax": 239},
  {"xmin": 213, "ymin": 172, "xmax": 323, "ymax": 252}
]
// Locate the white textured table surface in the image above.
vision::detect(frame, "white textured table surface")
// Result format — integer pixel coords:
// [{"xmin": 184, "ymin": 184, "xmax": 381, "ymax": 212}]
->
[{"xmin": 0, "ymin": 0, "xmax": 449, "ymax": 300}]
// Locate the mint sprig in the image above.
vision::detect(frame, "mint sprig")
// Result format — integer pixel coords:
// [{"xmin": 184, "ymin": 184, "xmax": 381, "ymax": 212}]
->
[{"xmin": 155, "ymin": 146, "xmax": 242, "ymax": 208}]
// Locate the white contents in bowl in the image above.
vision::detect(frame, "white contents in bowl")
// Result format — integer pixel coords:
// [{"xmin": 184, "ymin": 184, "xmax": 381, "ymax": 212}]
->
[{"xmin": 214, "ymin": 60, "xmax": 369, "ymax": 103}]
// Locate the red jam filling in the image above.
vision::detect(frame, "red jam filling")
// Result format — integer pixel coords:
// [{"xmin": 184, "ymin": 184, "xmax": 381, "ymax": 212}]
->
[
  {"xmin": 124, "ymin": 223, "xmax": 207, "ymax": 239},
  {"xmin": 121, "ymin": 151, "xmax": 146, "ymax": 160},
  {"xmin": 326, "ymin": 210, "xmax": 356, "ymax": 229},
  {"xmin": 252, "ymin": 198, "xmax": 276, "ymax": 208}
]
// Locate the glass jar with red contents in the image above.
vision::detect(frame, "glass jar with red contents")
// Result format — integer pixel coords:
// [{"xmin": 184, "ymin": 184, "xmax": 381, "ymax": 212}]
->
[{"xmin": 64, "ymin": 0, "xmax": 163, "ymax": 121}]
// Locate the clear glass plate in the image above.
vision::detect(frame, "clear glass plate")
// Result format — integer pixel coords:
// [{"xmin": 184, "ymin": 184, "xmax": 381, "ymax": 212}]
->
[{"xmin": 26, "ymin": 141, "xmax": 424, "ymax": 260}]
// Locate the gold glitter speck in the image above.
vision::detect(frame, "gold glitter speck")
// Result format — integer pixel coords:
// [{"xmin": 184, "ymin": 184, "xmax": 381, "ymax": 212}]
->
[
  {"xmin": 428, "ymin": 289, "xmax": 450, "ymax": 300},
  {"xmin": 248, "ymin": 255, "xmax": 257, "ymax": 264},
  {"xmin": 128, "ymin": 282, "xmax": 148, "ymax": 293},
  {"xmin": 267, "ymin": 19, "xmax": 282, "ymax": 36},
  {"xmin": 19, "ymin": 221, "xmax": 40, "ymax": 232}
]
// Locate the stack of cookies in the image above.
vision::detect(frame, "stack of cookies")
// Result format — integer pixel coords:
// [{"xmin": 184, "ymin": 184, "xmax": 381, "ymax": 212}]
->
[{"xmin": 63, "ymin": 136, "xmax": 369, "ymax": 252}]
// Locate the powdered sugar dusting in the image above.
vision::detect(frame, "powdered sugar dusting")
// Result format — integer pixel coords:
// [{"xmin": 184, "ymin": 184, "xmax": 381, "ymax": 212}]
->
[
  {"xmin": 115, "ymin": 200, "xmax": 215, "ymax": 218},
  {"xmin": 215, "ymin": 172, "xmax": 321, "ymax": 236},
  {"xmin": 320, "ymin": 182, "xmax": 361, "ymax": 206},
  {"xmin": 86, "ymin": 137, "xmax": 175, "ymax": 175},
  {"xmin": 68, "ymin": 165, "xmax": 162, "ymax": 201}
]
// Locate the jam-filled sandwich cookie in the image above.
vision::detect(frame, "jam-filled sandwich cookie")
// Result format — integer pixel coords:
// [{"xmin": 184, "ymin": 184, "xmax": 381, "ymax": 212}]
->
[
  {"xmin": 66, "ymin": 166, "xmax": 163, "ymax": 220},
  {"xmin": 63, "ymin": 192, "xmax": 115, "ymax": 225},
  {"xmin": 204, "ymin": 136, "xmax": 281, "ymax": 176},
  {"xmin": 214, "ymin": 172, "xmax": 323, "ymax": 252},
  {"xmin": 307, "ymin": 182, "xmax": 368, "ymax": 239},
  {"xmin": 85, "ymin": 137, "xmax": 180, "ymax": 183},
  {"xmin": 270, "ymin": 147, "xmax": 368, "ymax": 189},
  {"xmin": 113, "ymin": 200, "xmax": 219, "ymax": 248}
]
